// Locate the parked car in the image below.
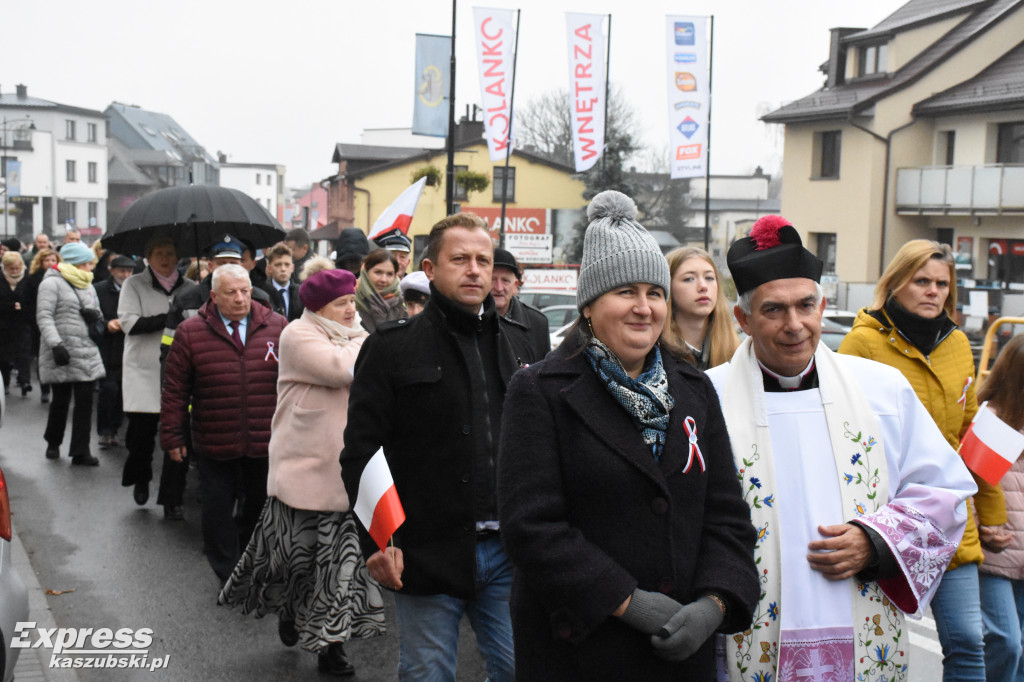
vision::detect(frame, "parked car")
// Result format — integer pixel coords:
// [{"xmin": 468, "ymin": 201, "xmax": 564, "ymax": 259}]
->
[
  {"xmin": 520, "ymin": 290, "xmax": 576, "ymax": 311},
  {"xmin": 540, "ymin": 304, "xmax": 579, "ymax": 333},
  {"xmin": 820, "ymin": 317, "xmax": 850, "ymax": 351},
  {"xmin": 823, "ymin": 308, "xmax": 858, "ymax": 332},
  {"xmin": 0, "ymin": 390, "xmax": 30, "ymax": 682},
  {"xmin": 550, "ymin": 320, "xmax": 576, "ymax": 350}
]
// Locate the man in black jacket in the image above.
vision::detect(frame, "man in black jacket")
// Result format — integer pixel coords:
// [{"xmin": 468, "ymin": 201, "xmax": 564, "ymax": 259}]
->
[
  {"xmin": 258, "ymin": 242, "xmax": 303, "ymax": 321},
  {"xmin": 341, "ymin": 213, "xmax": 539, "ymax": 681},
  {"xmin": 93, "ymin": 255, "xmax": 134, "ymax": 447},
  {"xmin": 492, "ymin": 248, "xmax": 550, "ymax": 362}
]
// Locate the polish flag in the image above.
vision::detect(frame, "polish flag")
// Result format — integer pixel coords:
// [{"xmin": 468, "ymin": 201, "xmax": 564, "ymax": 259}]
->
[
  {"xmin": 353, "ymin": 448, "xmax": 406, "ymax": 552},
  {"xmin": 368, "ymin": 177, "xmax": 427, "ymax": 241},
  {"xmin": 958, "ymin": 402, "xmax": 1024, "ymax": 485}
]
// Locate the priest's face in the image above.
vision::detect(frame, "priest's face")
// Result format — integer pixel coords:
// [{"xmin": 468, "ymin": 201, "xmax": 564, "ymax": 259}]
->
[{"xmin": 734, "ymin": 278, "xmax": 824, "ymax": 377}]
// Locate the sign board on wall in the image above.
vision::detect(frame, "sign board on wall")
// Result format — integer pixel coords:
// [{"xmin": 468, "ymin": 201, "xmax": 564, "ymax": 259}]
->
[
  {"xmin": 466, "ymin": 207, "xmax": 547, "ymax": 240},
  {"xmin": 522, "ymin": 267, "xmax": 577, "ymax": 292},
  {"xmin": 504, "ymin": 234, "xmax": 552, "ymax": 263}
]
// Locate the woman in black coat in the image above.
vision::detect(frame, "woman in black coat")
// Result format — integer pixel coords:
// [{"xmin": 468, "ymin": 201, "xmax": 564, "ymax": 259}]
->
[
  {"xmin": 497, "ymin": 191, "xmax": 758, "ymax": 680},
  {"xmin": 0, "ymin": 252, "xmax": 33, "ymax": 395}
]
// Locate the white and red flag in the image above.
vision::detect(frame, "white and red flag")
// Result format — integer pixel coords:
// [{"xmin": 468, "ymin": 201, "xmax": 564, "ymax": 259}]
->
[
  {"xmin": 353, "ymin": 448, "xmax": 406, "ymax": 552},
  {"xmin": 367, "ymin": 177, "xmax": 427, "ymax": 241},
  {"xmin": 959, "ymin": 402, "xmax": 1024, "ymax": 485},
  {"xmin": 474, "ymin": 7, "xmax": 517, "ymax": 161}
]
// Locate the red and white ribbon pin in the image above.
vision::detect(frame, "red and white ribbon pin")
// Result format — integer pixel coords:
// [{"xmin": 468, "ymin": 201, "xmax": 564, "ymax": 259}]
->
[
  {"xmin": 264, "ymin": 341, "xmax": 279, "ymax": 362},
  {"xmin": 958, "ymin": 376, "xmax": 973, "ymax": 409},
  {"xmin": 682, "ymin": 416, "xmax": 706, "ymax": 473}
]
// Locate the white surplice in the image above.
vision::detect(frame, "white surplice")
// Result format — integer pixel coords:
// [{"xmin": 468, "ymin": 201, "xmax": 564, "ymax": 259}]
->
[{"xmin": 707, "ymin": 344, "xmax": 977, "ymax": 682}]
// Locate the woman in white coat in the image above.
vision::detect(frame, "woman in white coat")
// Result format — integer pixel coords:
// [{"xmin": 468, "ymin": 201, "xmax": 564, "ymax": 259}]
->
[
  {"xmin": 36, "ymin": 242, "xmax": 105, "ymax": 465},
  {"xmin": 219, "ymin": 268, "xmax": 385, "ymax": 677},
  {"xmin": 118, "ymin": 237, "xmax": 196, "ymax": 516}
]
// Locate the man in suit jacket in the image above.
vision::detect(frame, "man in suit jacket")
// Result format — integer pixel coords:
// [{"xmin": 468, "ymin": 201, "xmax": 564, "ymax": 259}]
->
[{"xmin": 259, "ymin": 242, "xmax": 304, "ymax": 322}]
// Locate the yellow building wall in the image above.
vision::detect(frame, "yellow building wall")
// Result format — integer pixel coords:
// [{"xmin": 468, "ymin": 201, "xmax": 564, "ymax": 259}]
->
[
  {"xmin": 350, "ymin": 143, "xmax": 586, "ymax": 255},
  {"xmin": 887, "ymin": 16, "xmax": 963, "ymax": 71},
  {"xmin": 779, "ymin": 4, "xmax": 1024, "ymax": 284}
]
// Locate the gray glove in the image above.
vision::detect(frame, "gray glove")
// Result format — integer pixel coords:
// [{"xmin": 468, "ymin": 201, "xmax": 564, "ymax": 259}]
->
[
  {"xmin": 52, "ymin": 344, "xmax": 71, "ymax": 366},
  {"xmin": 618, "ymin": 589, "xmax": 684, "ymax": 635},
  {"xmin": 651, "ymin": 595, "xmax": 725, "ymax": 661}
]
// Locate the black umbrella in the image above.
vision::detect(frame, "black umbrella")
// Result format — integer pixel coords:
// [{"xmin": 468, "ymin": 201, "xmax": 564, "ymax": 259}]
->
[{"xmin": 101, "ymin": 185, "xmax": 286, "ymax": 258}]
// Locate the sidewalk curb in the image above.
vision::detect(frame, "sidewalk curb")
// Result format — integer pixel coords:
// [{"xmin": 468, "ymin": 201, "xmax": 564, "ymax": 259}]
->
[{"xmin": 10, "ymin": 523, "xmax": 79, "ymax": 682}]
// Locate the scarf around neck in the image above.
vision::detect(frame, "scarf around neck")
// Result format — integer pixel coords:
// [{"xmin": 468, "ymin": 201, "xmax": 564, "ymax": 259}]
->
[
  {"xmin": 356, "ymin": 269, "xmax": 401, "ymax": 323},
  {"xmin": 151, "ymin": 266, "xmax": 179, "ymax": 293},
  {"xmin": 882, "ymin": 298, "xmax": 953, "ymax": 356},
  {"xmin": 3, "ymin": 267, "xmax": 24, "ymax": 290},
  {"xmin": 583, "ymin": 337, "xmax": 675, "ymax": 459},
  {"xmin": 57, "ymin": 262, "xmax": 94, "ymax": 289},
  {"xmin": 303, "ymin": 307, "xmax": 367, "ymax": 347}
]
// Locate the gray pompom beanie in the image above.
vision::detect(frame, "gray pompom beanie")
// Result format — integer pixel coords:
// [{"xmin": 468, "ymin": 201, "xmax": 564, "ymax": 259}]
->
[{"xmin": 576, "ymin": 190, "xmax": 670, "ymax": 311}]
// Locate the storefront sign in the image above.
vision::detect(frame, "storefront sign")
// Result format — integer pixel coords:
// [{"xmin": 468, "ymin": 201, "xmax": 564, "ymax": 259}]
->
[
  {"xmin": 465, "ymin": 207, "xmax": 546, "ymax": 241},
  {"xmin": 504, "ymin": 233, "xmax": 552, "ymax": 264},
  {"xmin": 523, "ymin": 267, "xmax": 577, "ymax": 292}
]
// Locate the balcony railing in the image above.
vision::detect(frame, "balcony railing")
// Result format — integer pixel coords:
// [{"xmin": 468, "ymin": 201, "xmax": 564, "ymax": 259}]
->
[{"xmin": 895, "ymin": 165, "xmax": 1024, "ymax": 214}]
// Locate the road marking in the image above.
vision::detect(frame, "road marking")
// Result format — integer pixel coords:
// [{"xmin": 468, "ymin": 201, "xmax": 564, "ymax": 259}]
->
[{"xmin": 910, "ymin": 630, "xmax": 944, "ymax": 656}]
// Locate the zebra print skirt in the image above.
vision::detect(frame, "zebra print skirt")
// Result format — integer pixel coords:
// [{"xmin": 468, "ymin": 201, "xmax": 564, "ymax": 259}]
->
[{"xmin": 218, "ymin": 497, "xmax": 386, "ymax": 652}]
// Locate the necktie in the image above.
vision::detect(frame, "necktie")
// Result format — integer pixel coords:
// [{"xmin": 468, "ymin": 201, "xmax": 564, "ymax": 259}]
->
[
  {"xmin": 279, "ymin": 285, "xmax": 289, "ymax": 318},
  {"xmin": 229, "ymin": 320, "xmax": 243, "ymax": 351}
]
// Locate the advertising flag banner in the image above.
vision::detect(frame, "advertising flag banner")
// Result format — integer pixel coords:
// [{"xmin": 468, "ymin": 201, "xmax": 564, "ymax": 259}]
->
[
  {"xmin": 354, "ymin": 448, "xmax": 407, "ymax": 553},
  {"xmin": 959, "ymin": 402, "xmax": 1024, "ymax": 485},
  {"xmin": 4, "ymin": 160, "xmax": 20, "ymax": 198},
  {"xmin": 474, "ymin": 7, "xmax": 517, "ymax": 161},
  {"xmin": 368, "ymin": 177, "xmax": 428, "ymax": 241},
  {"xmin": 566, "ymin": 13, "xmax": 606, "ymax": 173},
  {"xmin": 413, "ymin": 34, "xmax": 451, "ymax": 138},
  {"xmin": 665, "ymin": 16, "xmax": 709, "ymax": 179}
]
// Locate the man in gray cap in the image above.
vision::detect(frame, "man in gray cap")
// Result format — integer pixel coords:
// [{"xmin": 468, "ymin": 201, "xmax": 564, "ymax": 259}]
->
[
  {"xmin": 376, "ymin": 231, "xmax": 412, "ymax": 279},
  {"xmin": 492, "ymin": 247, "xmax": 549, "ymax": 360}
]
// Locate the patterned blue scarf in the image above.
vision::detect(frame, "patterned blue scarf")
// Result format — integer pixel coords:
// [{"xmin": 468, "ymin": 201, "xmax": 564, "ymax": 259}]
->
[{"xmin": 584, "ymin": 338, "xmax": 675, "ymax": 460}]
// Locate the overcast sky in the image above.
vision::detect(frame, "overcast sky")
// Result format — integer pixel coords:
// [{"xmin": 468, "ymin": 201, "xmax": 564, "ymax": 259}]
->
[{"xmin": 11, "ymin": 0, "xmax": 899, "ymax": 189}]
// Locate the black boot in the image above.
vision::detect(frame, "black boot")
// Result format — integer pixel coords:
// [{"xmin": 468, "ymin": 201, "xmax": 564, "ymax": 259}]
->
[
  {"xmin": 278, "ymin": 615, "xmax": 298, "ymax": 647},
  {"xmin": 317, "ymin": 643, "xmax": 355, "ymax": 677}
]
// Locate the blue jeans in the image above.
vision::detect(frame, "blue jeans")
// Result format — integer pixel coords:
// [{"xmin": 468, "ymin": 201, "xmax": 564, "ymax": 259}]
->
[
  {"xmin": 980, "ymin": 572, "xmax": 1024, "ymax": 682},
  {"xmin": 392, "ymin": 535, "xmax": 514, "ymax": 682},
  {"xmin": 932, "ymin": 562, "xmax": 986, "ymax": 681}
]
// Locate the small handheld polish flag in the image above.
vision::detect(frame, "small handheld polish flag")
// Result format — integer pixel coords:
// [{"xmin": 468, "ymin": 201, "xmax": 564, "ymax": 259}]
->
[
  {"xmin": 959, "ymin": 402, "xmax": 1024, "ymax": 486},
  {"xmin": 354, "ymin": 448, "xmax": 406, "ymax": 552},
  {"xmin": 368, "ymin": 177, "xmax": 427, "ymax": 242}
]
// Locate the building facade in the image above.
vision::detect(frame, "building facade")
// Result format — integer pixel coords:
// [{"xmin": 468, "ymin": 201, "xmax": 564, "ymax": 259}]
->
[
  {"xmin": 764, "ymin": 0, "xmax": 1024, "ymax": 290},
  {"xmin": 0, "ymin": 84, "xmax": 107, "ymax": 242},
  {"xmin": 218, "ymin": 161, "xmax": 286, "ymax": 222}
]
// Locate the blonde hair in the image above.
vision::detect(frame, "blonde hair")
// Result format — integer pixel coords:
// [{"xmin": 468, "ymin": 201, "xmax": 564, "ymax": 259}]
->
[
  {"xmin": 662, "ymin": 247, "xmax": 739, "ymax": 368},
  {"xmin": 29, "ymin": 248, "xmax": 61, "ymax": 274},
  {"xmin": 871, "ymin": 240, "xmax": 957, "ymax": 317},
  {"xmin": 2, "ymin": 251, "xmax": 22, "ymax": 268}
]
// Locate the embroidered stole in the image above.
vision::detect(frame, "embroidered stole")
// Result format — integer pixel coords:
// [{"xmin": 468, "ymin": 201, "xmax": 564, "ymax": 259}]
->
[{"xmin": 719, "ymin": 339, "xmax": 905, "ymax": 682}]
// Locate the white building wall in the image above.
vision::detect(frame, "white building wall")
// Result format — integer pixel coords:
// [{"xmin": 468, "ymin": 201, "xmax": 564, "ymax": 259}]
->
[{"xmin": 219, "ymin": 165, "xmax": 279, "ymax": 216}]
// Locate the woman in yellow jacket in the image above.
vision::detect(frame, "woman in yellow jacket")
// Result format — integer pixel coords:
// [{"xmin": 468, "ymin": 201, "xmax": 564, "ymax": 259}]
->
[{"xmin": 839, "ymin": 240, "xmax": 1006, "ymax": 682}]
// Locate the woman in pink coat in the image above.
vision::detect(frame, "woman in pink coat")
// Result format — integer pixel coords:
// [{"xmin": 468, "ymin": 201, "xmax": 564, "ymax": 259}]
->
[
  {"xmin": 977, "ymin": 334, "xmax": 1024, "ymax": 682},
  {"xmin": 219, "ymin": 268, "xmax": 384, "ymax": 677}
]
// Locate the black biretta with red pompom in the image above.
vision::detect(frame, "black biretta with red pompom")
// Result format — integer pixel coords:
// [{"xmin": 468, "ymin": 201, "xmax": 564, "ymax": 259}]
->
[{"xmin": 727, "ymin": 215, "xmax": 824, "ymax": 295}]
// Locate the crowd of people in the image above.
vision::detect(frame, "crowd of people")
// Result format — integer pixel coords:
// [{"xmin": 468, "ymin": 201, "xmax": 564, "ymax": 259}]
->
[{"xmin": 1, "ymin": 192, "xmax": 1023, "ymax": 681}]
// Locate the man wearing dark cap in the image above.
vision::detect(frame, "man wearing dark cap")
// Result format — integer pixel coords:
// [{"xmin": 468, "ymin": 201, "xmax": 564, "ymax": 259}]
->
[
  {"xmin": 93, "ymin": 255, "xmax": 136, "ymax": 447},
  {"xmin": 705, "ymin": 215, "xmax": 976, "ymax": 682},
  {"xmin": 376, "ymin": 231, "xmax": 412, "ymax": 279},
  {"xmin": 491, "ymin": 248, "xmax": 549, "ymax": 360}
]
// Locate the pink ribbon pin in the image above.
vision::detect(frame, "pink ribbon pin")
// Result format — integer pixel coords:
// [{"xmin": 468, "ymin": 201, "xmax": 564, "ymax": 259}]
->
[
  {"xmin": 264, "ymin": 341, "xmax": 279, "ymax": 362},
  {"xmin": 682, "ymin": 416, "xmax": 706, "ymax": 474}
]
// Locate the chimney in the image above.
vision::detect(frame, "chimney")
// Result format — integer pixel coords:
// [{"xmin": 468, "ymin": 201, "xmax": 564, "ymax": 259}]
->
[
  {"xmin": 825, "ymin": 28, "xmax": 862, "ymax": 89},
  {"xmin": 15, "ymin": 84, "xmax": 26, "ymax": 99}
]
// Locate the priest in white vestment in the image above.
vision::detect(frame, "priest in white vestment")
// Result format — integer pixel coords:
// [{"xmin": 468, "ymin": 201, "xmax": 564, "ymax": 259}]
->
[{"xmin": 706, "ymin": 216, "xmax": 977, "ymax": 682}]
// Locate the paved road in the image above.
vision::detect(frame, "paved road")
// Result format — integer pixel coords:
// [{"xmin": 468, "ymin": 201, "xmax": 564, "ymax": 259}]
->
[{"xmin": 1, "ymin": 387, "xmax": 947, "ymax": 680}]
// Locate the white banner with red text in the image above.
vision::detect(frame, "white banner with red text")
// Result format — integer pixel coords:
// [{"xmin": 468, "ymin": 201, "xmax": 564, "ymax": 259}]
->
[
  {"xmin": 474, "ymin": 7, "xmax": 517, "ymax": 161},
  {"xmin": 566, "ymin": 13, "xmax": 606, "ymax": 173},
  {"xmin": 665, "ymin": 16, "xmax": 709, "ymax": 179}
]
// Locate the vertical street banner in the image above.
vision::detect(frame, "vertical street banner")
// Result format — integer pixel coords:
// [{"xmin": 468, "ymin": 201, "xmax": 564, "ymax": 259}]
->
[
  {"xmin": 4, "ymin": 160, "xmax": 21, "ymax": 198},
  {"xmin": 665, "ymin": 16, "xmax": 709, "ymax": 179},
  {"xmin": 412, "ymin": 34, "xmax": 451, "ymax": 138},
  {"xmin": 565, "ymin": 13, "xmax": 606, "ymax": 173},
  {"xmin": 474, "ymin": 7, "xmax": 517, "ymax": 161}
]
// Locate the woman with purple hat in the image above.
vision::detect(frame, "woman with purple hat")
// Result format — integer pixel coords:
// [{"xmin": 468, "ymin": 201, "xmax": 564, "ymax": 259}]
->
[{"xmin": 219, "ymin": 267, "xmax": 385, "ymax": 677}]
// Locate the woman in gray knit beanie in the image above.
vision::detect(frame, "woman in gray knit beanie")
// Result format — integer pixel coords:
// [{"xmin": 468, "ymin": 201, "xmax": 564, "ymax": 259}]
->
[{"xmin": 496, "ymin": 189, "xmax": 758, "ymax": 678}]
